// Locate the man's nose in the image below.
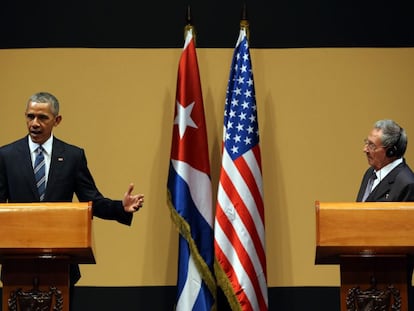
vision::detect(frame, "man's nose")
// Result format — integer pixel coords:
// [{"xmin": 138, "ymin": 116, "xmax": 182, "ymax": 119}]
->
[{"xmin": 31, "ymin": 117, "xmax": 40, "ymax": 126}]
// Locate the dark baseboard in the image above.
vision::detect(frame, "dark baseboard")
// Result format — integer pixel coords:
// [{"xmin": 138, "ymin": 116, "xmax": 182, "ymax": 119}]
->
[
  {"xmin": 0, "ymin": 286, "xmax": 341, "ymax": 310},
  {"xmin": 2, "ymin": 285, "xmax": 414, "ymax": 310},
  {"xmin": 72, "ymin": 286, "xmax": 341, "ymax": 310}
]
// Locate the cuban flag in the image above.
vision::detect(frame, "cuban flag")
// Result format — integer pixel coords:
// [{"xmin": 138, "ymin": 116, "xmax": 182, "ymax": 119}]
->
[{"xmin": 167, "ymin": 27, "xmax": 216, "ymax": 311}]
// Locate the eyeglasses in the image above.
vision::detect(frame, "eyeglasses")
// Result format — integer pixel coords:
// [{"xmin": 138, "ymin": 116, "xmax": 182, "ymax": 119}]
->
[{"xmin": 363, "ymin": 139, "xmax": 385, "ymax": 151}]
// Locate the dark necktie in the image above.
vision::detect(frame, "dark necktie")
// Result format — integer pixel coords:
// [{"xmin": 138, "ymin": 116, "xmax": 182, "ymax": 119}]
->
[
  {"xmin": 362, "ymin": 172, "xmax": 377, "ymax": 202},
  {"xmin": 34, "ymin": 146, "xmax": 46, "ymax": 201}
]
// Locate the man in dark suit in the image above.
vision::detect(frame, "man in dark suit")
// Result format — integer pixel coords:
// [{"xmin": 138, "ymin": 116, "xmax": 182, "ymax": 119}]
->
[
  {"xmin": 356, "ymin": 119, "xmax": 414, "ymax": 310},
  {"xmin": 356, "ymin": 119, "xmax": 414, "ymax": 202},
  {"xmin": 0, "ymin": 91, "xmax": 145, "ymax": 285}
]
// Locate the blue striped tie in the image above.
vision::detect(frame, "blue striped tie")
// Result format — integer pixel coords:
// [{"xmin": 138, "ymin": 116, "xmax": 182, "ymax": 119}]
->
[{"xmin": 34, "ymin": 146, "xmax": 46, "ymax": 201}]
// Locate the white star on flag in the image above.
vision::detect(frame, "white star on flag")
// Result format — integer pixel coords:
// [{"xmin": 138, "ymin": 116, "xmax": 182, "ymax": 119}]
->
[{"xmin": 174, "ymin": 100, "xmax": 198, "ymax": 139}]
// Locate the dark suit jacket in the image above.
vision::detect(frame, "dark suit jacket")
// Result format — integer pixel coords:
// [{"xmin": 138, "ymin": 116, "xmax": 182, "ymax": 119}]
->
[
  {"xmin": 356, "ymin": 160, "xmax": 414, "ymax": 202},
  {"xmin": 0, "ymin": 136, "xmax": 133, "ymax": 284}
]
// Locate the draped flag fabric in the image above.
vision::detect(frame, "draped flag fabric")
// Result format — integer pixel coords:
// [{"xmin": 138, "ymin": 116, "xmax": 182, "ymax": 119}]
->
[
  {"xmin": 167, "ymin": 27, "xmax": 216, "ymax": 311},
  {"xmin": 214, "ymin": 27, "xmax": 268, "ymax": 311}
]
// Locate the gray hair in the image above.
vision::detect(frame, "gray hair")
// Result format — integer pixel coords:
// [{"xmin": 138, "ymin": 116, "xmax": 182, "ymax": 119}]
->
[
  {"xmin": 374, "ymin": 119, "xmax": 407, "ymax": 157},
  {"xmin": 27, "ymin": 92, "xmax": 60, "ymax": 116}
]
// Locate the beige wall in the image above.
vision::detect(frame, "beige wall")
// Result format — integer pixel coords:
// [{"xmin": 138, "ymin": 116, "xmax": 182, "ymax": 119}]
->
[{"xmin": 0, "ymin": 47, "xmax": 413, "ymax": 287}]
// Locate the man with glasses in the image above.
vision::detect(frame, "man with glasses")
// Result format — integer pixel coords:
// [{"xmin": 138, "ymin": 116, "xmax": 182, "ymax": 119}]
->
[{"xmin": 357, "ymin": 119, "xmax": 414, "ymax": 202}]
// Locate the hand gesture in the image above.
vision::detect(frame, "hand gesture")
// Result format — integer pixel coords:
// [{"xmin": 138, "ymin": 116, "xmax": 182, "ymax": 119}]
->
[{"xmin": 122, "ymin": 183, "xmax": 144, "ymax": 213}]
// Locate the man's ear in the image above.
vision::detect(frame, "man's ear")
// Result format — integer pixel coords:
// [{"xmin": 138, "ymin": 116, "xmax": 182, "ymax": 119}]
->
[{"xmin": 54, "ymin": 115, "xmax": 62, "ymax": 127}]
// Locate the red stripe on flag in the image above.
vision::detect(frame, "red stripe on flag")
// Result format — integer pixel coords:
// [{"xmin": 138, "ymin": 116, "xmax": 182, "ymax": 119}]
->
[
  {"xmin": 214, "ymin": 240, "xmax": 254, "ymax": 311},
  {"xmin": 216, "ymin": 169, "xmax": 267, "ymax": 310},
  {"xmin": 216, "ymin": 205, "xmax": 267, "ymax": 310},
  {"xmin": 250, "ymin": 146, "xmax": 264, "ymax": 220},
  {"xmin": 219, "ymin": 161, "xmax": 266, "ymax": 272}
]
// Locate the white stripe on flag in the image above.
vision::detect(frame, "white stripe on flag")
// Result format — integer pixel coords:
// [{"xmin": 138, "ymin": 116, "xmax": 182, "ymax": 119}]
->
[
  {"xmin": 176, "ymin": 254, "xmax": 201, "ymax": 310},
  {"xmin": 220, "ymin": 149, "xmax": 265, "ymax": 244},
  {"xmin": 171, "ymin": 159, "xmax": 213, "ymax": 228},
  {"xmin": 216, "ymin": 176, "xmax": 267, "ymax": 301},
  {"xmin": 214, "ymin": 220, "xmax": 260, "ymax": 311}
]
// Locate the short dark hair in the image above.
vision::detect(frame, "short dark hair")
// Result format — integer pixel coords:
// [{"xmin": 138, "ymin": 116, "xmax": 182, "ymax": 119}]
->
[{"xmin": 27, "ymin": 92, "xmax": 60, "ymax": 116}]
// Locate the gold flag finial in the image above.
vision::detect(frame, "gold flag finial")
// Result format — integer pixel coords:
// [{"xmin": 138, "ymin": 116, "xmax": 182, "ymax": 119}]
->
[
  {"xmin": 184, "ymin": 5, "xmax": 196, "ymax": 43},
  {"xmin": 240, "ymin": 3, "xmax": 250, "ymax": 41}
]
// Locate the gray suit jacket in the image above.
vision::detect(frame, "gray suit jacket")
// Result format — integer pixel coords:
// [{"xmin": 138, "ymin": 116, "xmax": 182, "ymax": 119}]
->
[
  {"xmin": 0, "ymin": 136, "xmax": 133, "ymax": 283},
  {"xmin": 356, "ymin": 160, "xmax": 414, "ymax": 202}
]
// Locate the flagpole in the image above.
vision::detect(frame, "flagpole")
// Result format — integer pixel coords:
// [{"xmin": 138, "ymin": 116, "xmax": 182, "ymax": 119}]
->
[
  {"xmin": 240, "ymin": 3, "xmax": 250, "ymax": 42},
  {"xmin": 184, "ymin": 5, "xmax": 196, "ymax": 44}
]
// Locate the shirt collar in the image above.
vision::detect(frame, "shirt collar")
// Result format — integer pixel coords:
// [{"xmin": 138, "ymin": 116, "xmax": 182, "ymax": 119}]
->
[
  {"xmin": 28, "ymin": 135, "xmax": 54, "ymax": 155},
  {"xmin": 375, "ymin": 157, "xmax": 403, "ymax": 181}
]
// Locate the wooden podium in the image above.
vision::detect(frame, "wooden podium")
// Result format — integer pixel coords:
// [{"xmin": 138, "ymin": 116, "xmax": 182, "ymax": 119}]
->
[
  {"xmin": 315, "ymin": 201, "xmax": 414, "ymax": 311},
  {"xmin": 0, "ymin": 202, "xmax": 95, "ymax": 311}
]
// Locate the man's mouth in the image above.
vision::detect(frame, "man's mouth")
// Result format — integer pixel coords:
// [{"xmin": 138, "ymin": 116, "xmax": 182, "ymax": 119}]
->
[{"xmin": 30, "ymin": 130, "xmax": 42, "ymax": 136}]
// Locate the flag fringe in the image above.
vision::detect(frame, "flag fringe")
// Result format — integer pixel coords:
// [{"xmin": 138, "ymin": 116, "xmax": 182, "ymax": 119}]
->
[
  {"xmin": 214, "ymin": 259, "xmax": 242, "ymax": 311},
  {"xmin": 167, "ymin": 190, "xmax": 217, "ymax": 310}
]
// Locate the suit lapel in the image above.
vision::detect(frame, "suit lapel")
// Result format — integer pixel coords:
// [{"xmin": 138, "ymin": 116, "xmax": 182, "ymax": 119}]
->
[
  {"xmin": 45, "ymin": 138, "xmax": 65, "ymax": 200},
  {"xmin": 357, "ymin": 168, "xmax": 374, "ymax": 201},
  {"xmin": 16, "ymin": 137, "xmax": 39, "ymax": 199},
  {"xmin": 368, "ymin": 163, "xmax": 404, "ymax": 201}
]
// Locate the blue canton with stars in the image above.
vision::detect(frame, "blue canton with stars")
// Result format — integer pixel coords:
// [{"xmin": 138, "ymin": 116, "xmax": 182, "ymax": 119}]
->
[{"xmin": 223, "ymin": 31, "xmax": 259, "ymax": 161}]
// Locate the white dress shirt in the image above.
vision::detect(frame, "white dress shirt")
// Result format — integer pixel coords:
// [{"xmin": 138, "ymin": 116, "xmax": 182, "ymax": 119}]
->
[{"xmin": 372, "ymin": 157, "xmax": 403, "ymax": 190}]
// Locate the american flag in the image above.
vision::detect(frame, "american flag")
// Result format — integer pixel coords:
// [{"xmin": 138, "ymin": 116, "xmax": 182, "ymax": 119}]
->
[
  {"xmin": 214, "ymin": 27, "xmax": 268, "ymax": 311},
  {"xmin": 167, "ymin": 27, "xmax": 216, "ymax": 311}
]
